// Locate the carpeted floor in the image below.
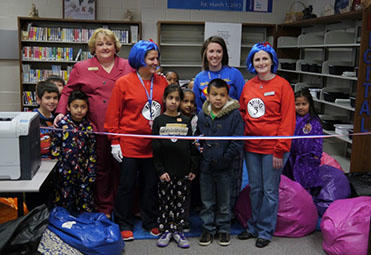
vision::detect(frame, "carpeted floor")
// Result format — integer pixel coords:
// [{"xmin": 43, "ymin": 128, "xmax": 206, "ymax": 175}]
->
[
  {"xmin": 132, "ymin": 212, "xmax": 245, "ymax": 240},
  {"xmin": 131, "ymin": 162, "xmax": 323, "ymax": 239},
  {"xmin": 133, "ymin": 162, "xmax": 249, "ymax": 239}
]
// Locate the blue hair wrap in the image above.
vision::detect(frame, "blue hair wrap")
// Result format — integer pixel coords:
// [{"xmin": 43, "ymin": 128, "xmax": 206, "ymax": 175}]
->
[
  {"xmin": 246, "ymin": 42, "xmax": 278, "ymax": 74},
  {"xmin": 128, "ymin": 40, "xmax": 160, "ymax": 70}
]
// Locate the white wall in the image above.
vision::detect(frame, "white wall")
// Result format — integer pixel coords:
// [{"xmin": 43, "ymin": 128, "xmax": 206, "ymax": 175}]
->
[{"xmin": 0, "ymin": 0, "xmax": 299, "ymax": 111}]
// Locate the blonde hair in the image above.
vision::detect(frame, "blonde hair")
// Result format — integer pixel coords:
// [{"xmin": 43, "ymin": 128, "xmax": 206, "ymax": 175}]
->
[{"xmin": 88, "ymin": 28, "xmax": 121, "ymax": 55}]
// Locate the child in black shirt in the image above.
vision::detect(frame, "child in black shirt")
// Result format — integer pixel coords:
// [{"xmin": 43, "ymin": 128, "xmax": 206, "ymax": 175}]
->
[{"xmin": 152, "ymin": 84, "xmax": 198, "ymax": 249}]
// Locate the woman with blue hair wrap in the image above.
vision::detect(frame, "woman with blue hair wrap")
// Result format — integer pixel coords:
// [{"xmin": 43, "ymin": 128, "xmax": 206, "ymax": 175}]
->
[
  {"xmin": 105, "ymin": 40, "xmax": 168, "ymax": 241},
  {"xmin": 238, "ymin": 42, "xmax": 296, "ymax": 248}
]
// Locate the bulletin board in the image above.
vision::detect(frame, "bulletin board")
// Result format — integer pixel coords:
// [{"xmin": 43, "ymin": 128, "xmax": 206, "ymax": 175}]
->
[
  {"xmin": 168, "ymin": 0, "xmax": 272, "ymax": 12},
  {"xmin": 0, "ymin": 30, "xmax": 18, "ymax": 60},
  {"xmin": 204, "ymin": 22, "xmax": 242, "ymax": 67}
]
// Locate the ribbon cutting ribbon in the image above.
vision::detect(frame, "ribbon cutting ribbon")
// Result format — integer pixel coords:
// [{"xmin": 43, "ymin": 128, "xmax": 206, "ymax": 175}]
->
[{"xmin": 41, "ymin": 126, "xmax": 371, "ymax": 141}]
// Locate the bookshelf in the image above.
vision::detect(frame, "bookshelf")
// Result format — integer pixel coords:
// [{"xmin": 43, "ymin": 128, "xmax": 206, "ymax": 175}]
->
[
  {"xmin": 274, "ymin": 10, "xmax": 367, "ymax": 172},
  {"xmin": 18, "ymin": 17, "xmax": 141, "ymax": 110},
  {"xmin": 156, "ymin": 21, "xmax": 275, "ymax": 81}
]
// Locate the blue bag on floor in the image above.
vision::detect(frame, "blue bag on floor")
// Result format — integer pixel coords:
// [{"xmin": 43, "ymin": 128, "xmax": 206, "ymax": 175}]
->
[{"xmin": 48, "ymin": 207, "xmax": 124, "ymax": 255}]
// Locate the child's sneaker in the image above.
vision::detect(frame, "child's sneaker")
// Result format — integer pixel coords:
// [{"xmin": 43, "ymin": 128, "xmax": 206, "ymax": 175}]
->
[
  {"xmin": 157, "ymin": 231, "xmax": 172, "ymax": 247},
  {"xmin": 218, "ymin": 232, "xmax": 231, "ymax": 246},
  {"xmin": 121, "ymin": 230, "xmax": 134, "ymax": 241},
  {"xmin": 199, "ymin": 230, "xmax": 213, "ymax": 246},
  {"xmin": 173, "ymin": 232, "xmax": 190, "ymax": 248},
  {"xmin": 150, "ymin": 227, "xmax": 161, "ymax": 237}
]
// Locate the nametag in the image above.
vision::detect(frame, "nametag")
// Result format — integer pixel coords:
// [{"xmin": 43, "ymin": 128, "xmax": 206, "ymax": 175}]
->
[
  {"xmin": 88, "ymin": 67, "xmax": 99, "ymax": 71},
  {"xmin": 264, "ymin": 91, "xmax": 275, "ymax": 96}
]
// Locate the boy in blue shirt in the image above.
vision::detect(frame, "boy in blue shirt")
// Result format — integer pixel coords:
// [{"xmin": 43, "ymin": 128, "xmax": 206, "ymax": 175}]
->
[
  {"xmin": 34, "ymin": 81, "xmax": 59, "ymax": 158},
  {"xmin": 26, "ymin": 81, "xmax": 59, "ymax": 210},
  {"xmin": 197, "ymin": 78, "xmax": 244, "ymax": 246}
]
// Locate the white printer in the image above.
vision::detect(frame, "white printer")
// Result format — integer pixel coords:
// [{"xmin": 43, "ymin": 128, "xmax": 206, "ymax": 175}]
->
[{"xmin": 0, "ymin": 112, "xmax": 40, "ymax": 180}]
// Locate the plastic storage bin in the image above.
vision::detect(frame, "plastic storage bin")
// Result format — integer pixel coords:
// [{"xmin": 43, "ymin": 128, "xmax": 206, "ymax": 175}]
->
[
  {"xmin": 328, "ymin": 65, "xmax": 354, "ymax": 75},
  {"xmin": 308, "ymin": 88, "xmax": 322, "ymax": 99},
  {"xmin": 323, "ymin": 92, "xmax": 348, "ymax": 102},
  {"xmin": 334, "ymin": 124, "xmax": 353, "ymax": 136}
]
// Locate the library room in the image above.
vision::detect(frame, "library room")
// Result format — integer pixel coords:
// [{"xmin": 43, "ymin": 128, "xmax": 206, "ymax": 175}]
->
[{"xmin": 0, "ymin": 0, "xmax": 370, "ymax": 254}]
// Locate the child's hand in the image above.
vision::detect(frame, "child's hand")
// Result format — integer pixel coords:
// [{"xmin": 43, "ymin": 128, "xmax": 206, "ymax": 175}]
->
[
  {"xmin": 188, "ymin": 172, "xmax": 196, "ymax": 181},
  {"xmin": 54, "ymin": 113, "xmax": 64, "ymax": 127},
  {"xmin": 160, "ymin": 172, "xmax": 171, "ymax": 182},
  {"xmin": 193, "ymin": 138, "xmax": 204, "ymax": 153}
]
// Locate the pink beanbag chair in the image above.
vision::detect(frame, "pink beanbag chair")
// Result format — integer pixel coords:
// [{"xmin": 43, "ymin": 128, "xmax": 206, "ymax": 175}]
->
[
  {"xmin": 321, "ymin": 196, "xmax": 371, "ymax": 255},
  {"xmin": 320, "ymin": 152, "xmax": 343, "ymax": 171},
  {"xmin": 274, "ymin": 175, "xmax": 318, "ymax": 237},
  {"xmin": 234, "ymin": 185, "xmax": 252, "ymax": 229}
]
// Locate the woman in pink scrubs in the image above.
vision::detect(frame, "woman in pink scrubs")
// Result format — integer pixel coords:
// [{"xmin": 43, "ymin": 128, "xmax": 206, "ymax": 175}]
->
[{"xmin": 55, "ymin": 28, "xmax": 133, "ymax": 217}]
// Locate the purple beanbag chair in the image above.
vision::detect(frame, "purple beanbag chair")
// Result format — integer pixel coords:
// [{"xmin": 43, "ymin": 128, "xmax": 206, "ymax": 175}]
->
[
  {"xmin": 321, "ymin": 196, "xmax": 371, "ymax": 255},
  {"xmin": 274, "ymin": 175, "xmax": 318, "ymax": 237},
  {"xmin": 234, "ymin": 185, "xmax": 252, "ymax": 229},
  {"xmin": 313, "ymin": 165, "xmax": 351, "ymax": 216}
]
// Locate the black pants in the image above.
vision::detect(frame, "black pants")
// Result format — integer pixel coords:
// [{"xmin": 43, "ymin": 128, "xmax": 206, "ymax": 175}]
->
[
  {"xmin": 113, "ymin": 157, "xmax": 158, "ymax": 231},
  {"xmin": 158, "ymin": 176, "xmax": 190, "ymax": 233}
]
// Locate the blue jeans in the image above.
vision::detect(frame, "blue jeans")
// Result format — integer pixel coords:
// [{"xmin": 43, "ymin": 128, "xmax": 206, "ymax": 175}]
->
[
  {"xmin": 200, "ymin": 168, "xmax": 232, "ymax": 234},
  {"xmin": 245, "ymin": 151, "xmax": 289, "ymax": 240}
]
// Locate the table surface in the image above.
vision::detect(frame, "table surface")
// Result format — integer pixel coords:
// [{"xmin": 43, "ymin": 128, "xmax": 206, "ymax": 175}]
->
[{"xmin": 0, "ymin": 159, "xmax": 56, "ymax": 192}]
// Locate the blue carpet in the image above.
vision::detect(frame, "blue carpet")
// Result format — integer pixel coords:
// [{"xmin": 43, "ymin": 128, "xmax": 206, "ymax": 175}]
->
[{"xmin": 132, "ymin": 212, "xmax": 244, "ymax": 240}]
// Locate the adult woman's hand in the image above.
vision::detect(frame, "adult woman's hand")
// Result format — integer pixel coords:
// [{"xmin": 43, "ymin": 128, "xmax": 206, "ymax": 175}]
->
[
  {"xmin": 273, "ymin": 156, "xmax": 283, "ymax": 169},
  {"xmin": 53, "ymin": 113, "xmax": 64, "ymax": 127},
  {"xmin": 111, "ymin": 144, "xmax": 123, "ymax": 163}
]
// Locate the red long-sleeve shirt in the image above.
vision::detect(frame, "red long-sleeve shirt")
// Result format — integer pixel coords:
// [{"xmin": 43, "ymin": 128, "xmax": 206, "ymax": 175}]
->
[
  {"xmin": 239, "ymin": 75, "xmax": 296, "ymax": 158},
  {"xmin": 104, "ymin": 72, "xmax": 168, "ymax": 158}
]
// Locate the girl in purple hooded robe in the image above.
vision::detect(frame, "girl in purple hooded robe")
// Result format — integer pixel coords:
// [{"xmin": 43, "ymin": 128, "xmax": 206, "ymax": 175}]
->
[{"xmin": 284, "ymin": 88, "xmax": 323, "ymax": 193}]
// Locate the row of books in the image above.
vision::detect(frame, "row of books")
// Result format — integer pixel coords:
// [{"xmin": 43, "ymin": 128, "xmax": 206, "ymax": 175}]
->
[
  {"xmin": 22, "ymin": 47, "xmax": 92, "ymax": 62},
  {"xmin": 22, "ymin": 91, "xmax": 37, "ymax": 106},
  {"xmin": 22, "ymin": 64, "xmax": 72, "ymax": 84},
  {"xmin": 24, "ymin": 107, "xmax": 36, "ymax": 112},
  {"xmin": 112, "ymin": 29, "xmax": 130, "ymax": 44},
  {"xmin": 23, "ymin": 26, "xmax": 96, "ymax": 42},
  {"xmin": 22, "ymin": 25, "xmax": 139, "ymax": 44}
]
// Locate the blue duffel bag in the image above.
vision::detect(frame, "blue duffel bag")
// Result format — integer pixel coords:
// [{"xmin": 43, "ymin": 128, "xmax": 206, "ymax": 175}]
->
[{"xmin": 48, "ymin": 207, "xmax": 124, "ymax": 255}]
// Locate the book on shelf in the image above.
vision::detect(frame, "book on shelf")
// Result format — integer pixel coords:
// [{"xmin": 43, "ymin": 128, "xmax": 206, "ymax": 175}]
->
[
  {"xmin": 23, "ymin": 91, "xmax": 36, "ymax": 106},
  {"xmin": 80, "ymin": 51, "xmax": 93, "ymax": 60},
  {"xmin": 130, "ymin": 25, "xmax": 138, "ymax": 43},
  {"xmin": 51, "ymin": 65, "xmax": 61, "ymax": 75},
  {"xmin": 23, "ymin": 107, "xmax": 34, "ymax": 112},
  {"xmin": 75, "ymin": 48, "xmax": 83, "ymax": 61},
  {"xmin": 22, "ymin": 64, "xmax": 30, "ymax": 82}
]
